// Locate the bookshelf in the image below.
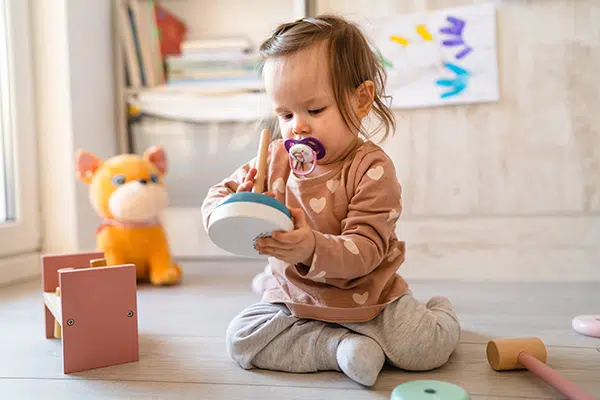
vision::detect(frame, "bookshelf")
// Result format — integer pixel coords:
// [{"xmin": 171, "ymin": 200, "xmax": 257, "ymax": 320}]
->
[{"xmin": 112, "ymin": 0, "xmax": 315, "ymax": 154}]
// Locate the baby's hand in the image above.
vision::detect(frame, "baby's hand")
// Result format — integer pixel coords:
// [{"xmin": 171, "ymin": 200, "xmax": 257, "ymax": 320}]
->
[
  {"xmin": 236, "ymin": 167, "xmax": 276, "ymax": 197},
  {"xmin": 255, "ymin": 207, "xmax": 315, "ymax": 266},
  {"xmin": 236, "ymin": 168, "xmax": 257, "ymax": 193}
]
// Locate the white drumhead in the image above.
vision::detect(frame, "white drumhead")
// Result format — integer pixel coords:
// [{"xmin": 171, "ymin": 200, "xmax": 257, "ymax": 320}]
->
[{"xmin": 207, "ymin": 201, "xmax": 294, "ymax": 258}]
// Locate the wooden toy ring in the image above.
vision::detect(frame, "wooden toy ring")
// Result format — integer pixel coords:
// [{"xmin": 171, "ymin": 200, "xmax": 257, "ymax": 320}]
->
[
  {"xmin": 572, "ymin": 315, "xmax": 600, "ymax": 338},
  {"xmin": 208, "ymin": 129, "xmax": 294, "ymax": 258},
  {"xmin": 390, "ymin": 380, "xmax": 471, "ymax": 400}
]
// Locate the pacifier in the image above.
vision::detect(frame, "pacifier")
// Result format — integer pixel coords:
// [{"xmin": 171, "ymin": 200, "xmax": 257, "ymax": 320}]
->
[{"xmin": 284, "ymin": 137, "xmax": 326, "ymax": 175}]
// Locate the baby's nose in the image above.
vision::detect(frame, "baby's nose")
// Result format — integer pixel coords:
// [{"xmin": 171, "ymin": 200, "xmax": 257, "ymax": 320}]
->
[
  {"xmin": 293, "ymin": 119, "xmax": 310, "ymax": 134},
  {"xmin": 139, "ymin": 179, "xmax": 148, "ymax": 185}
]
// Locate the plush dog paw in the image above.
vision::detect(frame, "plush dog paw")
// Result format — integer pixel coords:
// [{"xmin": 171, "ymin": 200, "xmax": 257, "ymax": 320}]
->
[{"xmin": 150, "ymin": 264, "xmax": 182, "ymax": 285}]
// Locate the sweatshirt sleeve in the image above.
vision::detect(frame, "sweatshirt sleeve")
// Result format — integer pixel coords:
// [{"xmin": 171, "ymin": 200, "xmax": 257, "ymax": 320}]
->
[
  {"xmin": 200, "ymin": 157, "xmax": 256, "ymax": 231},
  {"xmin": 305, "ymin": 150, "xmax": 402, "ymax": 282}
]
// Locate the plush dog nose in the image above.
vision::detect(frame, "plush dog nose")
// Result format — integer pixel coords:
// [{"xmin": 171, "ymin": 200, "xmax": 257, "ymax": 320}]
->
[{"xmin": 139, "ymin": 179, "xmax": 148, "ymax": 185}]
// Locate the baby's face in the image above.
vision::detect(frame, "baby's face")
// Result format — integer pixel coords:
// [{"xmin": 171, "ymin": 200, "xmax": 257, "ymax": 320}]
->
[{"xmin": 263, "ymin": 42, "xmax": 360, "ymax": 165}]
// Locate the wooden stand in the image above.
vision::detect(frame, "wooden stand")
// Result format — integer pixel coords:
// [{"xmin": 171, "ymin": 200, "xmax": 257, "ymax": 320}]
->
[
  {"xmin": 42, "ymin": 251, "xmax": 139, "ymax": 374},
  {"xmin": 206, "ymin": 129, "xmax": 294, "ymax": 257}
]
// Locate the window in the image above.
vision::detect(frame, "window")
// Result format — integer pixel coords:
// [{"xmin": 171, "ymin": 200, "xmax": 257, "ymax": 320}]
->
[{"xmin": 0, "ymin": 0, "xmax": 41, "ymax": 275}]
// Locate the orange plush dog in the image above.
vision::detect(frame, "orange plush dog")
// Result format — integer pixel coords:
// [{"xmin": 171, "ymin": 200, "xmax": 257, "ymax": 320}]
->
[{"xmin": 75, "ymin": 146, "xmax": 182, "ymax": 285}]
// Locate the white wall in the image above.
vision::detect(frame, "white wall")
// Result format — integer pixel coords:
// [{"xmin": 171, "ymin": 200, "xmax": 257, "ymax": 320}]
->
[
  {"xmin": 316, "ymin": 0, "xmax": 600, "ymax": 281},
  {"xmin": 32, "ymin": 0, "xmax": 117, "ymax": 254}
]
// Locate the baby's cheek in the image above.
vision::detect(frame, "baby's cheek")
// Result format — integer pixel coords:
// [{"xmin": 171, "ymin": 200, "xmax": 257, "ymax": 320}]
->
[
  {"xmin": 277, "ymin": 121, "xmax": 290, "ymax": 134},
  {"xmin": 282, "ymin": 127, "xmax": 294, "ymax": 139}
]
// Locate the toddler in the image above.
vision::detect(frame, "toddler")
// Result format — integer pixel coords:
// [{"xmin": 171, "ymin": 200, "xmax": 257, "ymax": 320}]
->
[{"xmin": 201, "ymin": 15, "xmax": 460, "ymax": 387}]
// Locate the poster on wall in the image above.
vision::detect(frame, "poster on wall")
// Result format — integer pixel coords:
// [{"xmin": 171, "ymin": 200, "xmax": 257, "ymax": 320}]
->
[{"xmin": 362, "ymin": 3, "xmax": 499, "ymax": 109}]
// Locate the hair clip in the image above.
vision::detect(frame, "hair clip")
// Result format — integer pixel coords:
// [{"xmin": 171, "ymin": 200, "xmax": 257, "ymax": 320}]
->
[{"xmin": 295, "ymin": 17, "xmax": 305, "ymax": 23}]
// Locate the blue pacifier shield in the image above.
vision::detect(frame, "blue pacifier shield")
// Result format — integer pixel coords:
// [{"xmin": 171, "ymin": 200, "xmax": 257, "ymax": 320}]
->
[{"xmin": 391, "ymin": 380, "xmax": 471, "ymax": 400}]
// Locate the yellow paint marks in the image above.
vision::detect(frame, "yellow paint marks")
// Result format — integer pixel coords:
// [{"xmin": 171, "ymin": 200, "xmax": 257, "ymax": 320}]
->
[
  {"xmin": 416, "ymin": 24, "xmax": 433, "ymax": 41},
  {"xmin": 390, "ymin": 35, "xmax": 409, "ymax": 46}
]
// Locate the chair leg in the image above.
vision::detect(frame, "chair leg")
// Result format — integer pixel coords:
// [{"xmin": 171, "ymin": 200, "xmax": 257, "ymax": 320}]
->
[
  {"xmin": 53, "ymin": 287, "xmax": 62, "ymax": 338},
  {"xmin": 44, "ymin": 304, "xmax": 55, "ymax": 339}
]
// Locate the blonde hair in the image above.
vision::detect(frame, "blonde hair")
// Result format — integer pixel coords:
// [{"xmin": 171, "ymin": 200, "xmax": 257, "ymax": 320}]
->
[{"xmin": 258, "ymin": 14, "xmax": 395, "ymax": 143}]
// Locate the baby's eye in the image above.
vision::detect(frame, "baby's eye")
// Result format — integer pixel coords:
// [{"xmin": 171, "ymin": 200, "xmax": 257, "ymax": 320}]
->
[
  {"xmin": 280, "ymin": 113, "xmax": 293, "ymax": 121},
  {"xmin": 150, "ymin": 174, "xmax": 159, "ymax": 183},
  {"xmin": 309, "ymin": 107, "xmax": 325, "ymax": 115},
  {"xmin": 112, "ymin": 175, "xmax": 126, "ymax": 185}
]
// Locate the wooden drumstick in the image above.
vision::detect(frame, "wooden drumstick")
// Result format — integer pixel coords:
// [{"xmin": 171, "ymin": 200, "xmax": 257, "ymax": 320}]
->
[
  {"xmin": 487, "ymin": 337, "xmax": 594, "ymax": 400},
  {"xmin": 253, "ymin": 128, "xmax": 270, "ymax": 194}
]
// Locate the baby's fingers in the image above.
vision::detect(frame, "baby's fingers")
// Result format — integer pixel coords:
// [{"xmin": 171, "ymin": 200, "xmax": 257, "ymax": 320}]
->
[
  {"xmin": 245, "ymin": 168, "xmax": 258, "ymax": 182},
  {"xmin": 237, "ymin": 181, "xmax": 253, "ymax": 192},
  {"xmin": 256, "ymin": 237, "xmax": 294, "ymax": 250}
]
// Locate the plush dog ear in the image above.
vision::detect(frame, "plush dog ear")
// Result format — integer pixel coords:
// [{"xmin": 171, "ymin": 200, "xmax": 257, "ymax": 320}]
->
[
  {"xmin": 75, "ymin": 150, "xmax": 103, "ymax": 184},
  {"xmin": 144, "ymin": 145, "xmax": 167, "ymax": 175}
]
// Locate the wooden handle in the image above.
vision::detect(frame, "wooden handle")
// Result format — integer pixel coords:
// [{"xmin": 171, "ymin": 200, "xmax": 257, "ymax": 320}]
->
[
  {"xmin": 518, "ymin": 352, "xmax": 595, "ymax": 400},
  {"xmin": 253, "ymin": 129, "xmax": 270, "ymax": 194},
  {"xmin": 89, "ymin": 258, "xmax": 107, "ymax": 268}
]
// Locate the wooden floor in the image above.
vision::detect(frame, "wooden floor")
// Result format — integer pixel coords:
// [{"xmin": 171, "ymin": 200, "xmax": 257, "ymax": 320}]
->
[{"xmin": 1, "ymin": 260, "xmax": 599, "ymax": 399}]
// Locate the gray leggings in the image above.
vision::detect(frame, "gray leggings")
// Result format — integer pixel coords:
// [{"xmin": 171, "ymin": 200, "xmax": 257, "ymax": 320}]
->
[{"xmin": 225, "ymin": 292, "xmax": 461, "ymax": 373}]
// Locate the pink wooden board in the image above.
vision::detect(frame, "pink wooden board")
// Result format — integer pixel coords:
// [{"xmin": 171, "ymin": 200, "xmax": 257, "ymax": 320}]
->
[
  {"xmin": 59, "ymin": 264, "xmax": 139, "ymax": 374},
  {"xmin": 42, "ymin": 252, "xmax": 104, "ymax": 338},
  {"xmin": 42, "ymin": 251, "xmax": 104, "ymax": 292}
]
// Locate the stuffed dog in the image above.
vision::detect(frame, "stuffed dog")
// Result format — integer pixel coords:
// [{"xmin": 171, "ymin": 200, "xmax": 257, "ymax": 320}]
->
[{"xmin": 75, "ymin": 146, "xmax": 182, "ymax": 285}]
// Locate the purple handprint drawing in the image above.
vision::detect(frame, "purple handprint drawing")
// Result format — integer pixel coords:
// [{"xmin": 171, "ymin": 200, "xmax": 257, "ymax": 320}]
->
[{"xmin": 439, "ymin": 16, "xmax": 472, "ymax": 60}]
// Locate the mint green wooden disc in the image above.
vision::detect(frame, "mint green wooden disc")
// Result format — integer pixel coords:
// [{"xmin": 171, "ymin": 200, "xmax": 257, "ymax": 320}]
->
[{"xmin": 391, "ymin": 380, "xmax": 470, "ymax": 400}]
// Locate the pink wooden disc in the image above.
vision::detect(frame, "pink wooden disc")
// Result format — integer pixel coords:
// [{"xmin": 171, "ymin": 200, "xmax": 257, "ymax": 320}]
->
[{"xmin": 572, "ymin": 315, "xmax": 600, "ymax": 338}]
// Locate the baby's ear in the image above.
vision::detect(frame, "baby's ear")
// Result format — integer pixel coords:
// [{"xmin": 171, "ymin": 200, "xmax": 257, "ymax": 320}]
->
[
  {"xmin": 75, "ymin": 150, "xmax": 103, "ymax": 184},
  {"xmin": 144, "ymin": 145, "xmax": 167, "ymax": 175},
  {"xmin": 355, "ymin": 80, "xmax": 375, "ymax": 118}
]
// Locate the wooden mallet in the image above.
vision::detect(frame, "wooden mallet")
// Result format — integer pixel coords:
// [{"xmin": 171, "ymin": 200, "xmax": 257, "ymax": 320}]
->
[{"xmin": 486, "ymin": 337, "xmax": 594, "ymax": 400}]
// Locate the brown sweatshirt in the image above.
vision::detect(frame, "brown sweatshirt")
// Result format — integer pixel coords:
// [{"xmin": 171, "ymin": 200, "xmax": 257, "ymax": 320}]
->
[{"xmin": 201, "ymin": 138, "xmax": 408, "ymax": 323}]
